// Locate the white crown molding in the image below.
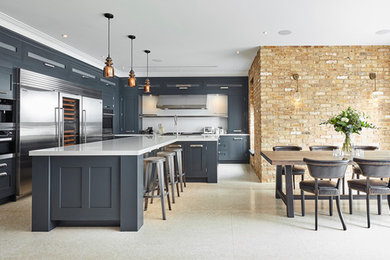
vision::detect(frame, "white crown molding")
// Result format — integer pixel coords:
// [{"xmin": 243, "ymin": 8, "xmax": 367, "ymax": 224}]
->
[{"xmin": 0, "ymin": 12, "xmax": 128, "ymax": 77}]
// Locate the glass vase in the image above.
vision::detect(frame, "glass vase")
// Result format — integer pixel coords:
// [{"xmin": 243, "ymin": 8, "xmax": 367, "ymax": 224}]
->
[{"xmin": 342, "ymin": 133, "xmax": 352, "ymax": 154}]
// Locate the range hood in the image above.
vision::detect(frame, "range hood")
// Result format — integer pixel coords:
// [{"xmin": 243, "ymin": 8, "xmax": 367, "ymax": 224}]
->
[{"xmin": 156, "ymin": 95, "xmax": 207, "ymax": 109}]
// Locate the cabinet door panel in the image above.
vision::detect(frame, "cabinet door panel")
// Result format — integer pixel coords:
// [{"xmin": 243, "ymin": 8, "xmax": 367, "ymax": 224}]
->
[
  {"xmin": 0, "ymin": 66, "xmax": 14, "ymax": 99},
  {"xmin": 186, "ymin": 143, "xmax": 207, "ymax": 177}
]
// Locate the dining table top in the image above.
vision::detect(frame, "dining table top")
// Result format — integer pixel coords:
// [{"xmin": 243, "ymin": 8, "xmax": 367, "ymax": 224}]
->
[{"xmin": 260, "ymin": 150, "xmax": 390, "ymax": 166}]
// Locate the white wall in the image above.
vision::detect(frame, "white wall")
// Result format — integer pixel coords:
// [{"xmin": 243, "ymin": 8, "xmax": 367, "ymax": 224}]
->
[{"xmin": 141, "ymin": 94, "xmax": 228, "ymax": 133}]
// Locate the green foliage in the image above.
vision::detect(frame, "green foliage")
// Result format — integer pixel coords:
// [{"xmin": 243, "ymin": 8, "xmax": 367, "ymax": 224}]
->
[{"xmin": 321, "ymin": 107, "xmax": 376, "ymax": 135}]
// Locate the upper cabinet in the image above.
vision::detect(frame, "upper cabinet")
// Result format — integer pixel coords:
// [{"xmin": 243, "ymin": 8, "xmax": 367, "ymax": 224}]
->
[
  {"xmin": 0, "ymin": 32, "xmax": 22, "ymax": 61},
  {"xmin": 0, "ymin": 66, "xmax": 14, "ymax": 99},
  {"xmin": 22, "ymin": 44, "xmax": 69, "ymax": 79},
  {"xmin": 228, "ymin": 94, "xmax": 248, "ymax": 134}
]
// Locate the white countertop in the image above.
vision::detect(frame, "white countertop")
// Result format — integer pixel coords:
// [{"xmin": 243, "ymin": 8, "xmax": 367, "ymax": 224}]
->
[
  {"xmin": 29, "ymin": 136, "xmax": 178, "ymax": 156},
  {"xmin": 29, "ymin": 135, "xmax": 218, "ymax": 157}
]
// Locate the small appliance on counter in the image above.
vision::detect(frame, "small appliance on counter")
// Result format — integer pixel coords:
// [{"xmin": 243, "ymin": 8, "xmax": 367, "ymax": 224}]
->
[{"xmin": 203, "ymin": 126, "xmax": 214, "ymax": 134}]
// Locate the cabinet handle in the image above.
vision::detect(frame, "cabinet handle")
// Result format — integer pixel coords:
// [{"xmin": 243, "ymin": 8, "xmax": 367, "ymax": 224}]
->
[
  {"xmin": 10, "ymin": 74, "xmax": 12, "ymax": 91},
  {"xmin": 0, "ymin": 172, "xmax": 7, "ymax": 177},
  {"xmin": 44, "ymin": 62, "xmax": 55, "ymax": 68},
  {"xmin": 0, "ymin": 163, "xmax": 7, "ymax": 168},
  {"xmin": 126, "ymin": 130, "xmax": 135, "ymax": 133},
  {"xmin": 220, "ymin": 86, "xmax": 229, "ymax": 89},
  {"xmin": 190, "ymin": 144, "xmax": 203, "ymax": 148},
  {"xmin": 233, "ymin": 138, "xmax": 243, "ymax": 140},
  {"xmin": 178, "ymin": 87, "xmax": 188, "ymax": 90},
  {"xmin": 233, "ymin": 130, "xmax": 242, "ymax": 133},
  {"xmin": 169, "ymin": 145, "xmax": 182, "ymax": 148},
  {"xmin": 0, "ymin": 91, "xmax": 7, "ymax": 94}
]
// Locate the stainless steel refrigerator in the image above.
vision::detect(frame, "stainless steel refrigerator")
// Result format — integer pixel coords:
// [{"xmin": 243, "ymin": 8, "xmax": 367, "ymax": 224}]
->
[{"xmin": 16, "ymin": 69, "xmax": 103, "ymax": 197}]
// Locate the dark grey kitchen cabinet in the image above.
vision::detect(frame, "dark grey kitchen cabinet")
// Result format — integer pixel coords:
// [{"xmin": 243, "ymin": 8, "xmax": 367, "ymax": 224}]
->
[
  {"xmin": 218, "ymin": 135, "xmax": 249, "ymax": 163},
  {"xmin": 0, "ymin": 32, "xmax": 22, "ymax": 61},
  {"xmin": 186, "ymin": 142, "xmax": 208, "ymax": 179},
  {"xmin": 0, "ymin": 66, "xmax": 14, "ymax": 99},
  {"xmin": 0, "ymin": 158, "xmax": 16, "ymax": 203},
  {"xmin": 168, "ymin": 141, "xmax": 217, "ymax": 183},
  {"xmin": 228, "ymin": 95, "xmax": 248, "ymax": 134},
  {"xmin": 102, "ymin": 85, "xmax": 115, "ymax": 109},
  {"xmin": 50, "ymin": 156, "xmax": 120, "ymax": 220},
  {"xmin": 120, "ymin": 95, "xmax": 139, "ymax": 134}
]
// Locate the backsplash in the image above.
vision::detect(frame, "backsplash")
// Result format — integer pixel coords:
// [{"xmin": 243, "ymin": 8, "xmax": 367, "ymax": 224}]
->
[{"xmin": 141, "ymin": 94, "xmax": 228, "ymax": 133}]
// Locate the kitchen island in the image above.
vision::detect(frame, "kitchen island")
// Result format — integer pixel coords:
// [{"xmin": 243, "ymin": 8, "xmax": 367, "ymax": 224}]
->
[{"xmin": 29, "ymin": 135, "xmax": 218, "ymax": 232}]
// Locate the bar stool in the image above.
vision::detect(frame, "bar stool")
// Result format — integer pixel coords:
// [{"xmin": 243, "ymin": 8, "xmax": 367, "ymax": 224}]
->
[
  {"xmin": 144, "ymin": 157, "xmax": 172, "ymax": 220},
  {"xmin": 166, "ymin": 148, "xmax": 186, "ymax": 192},
  {"xmin": 157, "ymin": 151, "xmax": 180, "ymax": 203}
]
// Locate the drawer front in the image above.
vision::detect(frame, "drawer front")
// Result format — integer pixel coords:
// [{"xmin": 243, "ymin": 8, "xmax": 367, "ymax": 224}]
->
[{"xmin": 0, "ymin": 158, "xmax": 15, "ymax": 198}]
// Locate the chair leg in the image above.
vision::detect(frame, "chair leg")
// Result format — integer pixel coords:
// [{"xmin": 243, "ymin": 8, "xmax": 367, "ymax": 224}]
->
[
  {"xmin": 293, "ymin": 175, "xmax": 296, "ymax": 189},
  {"xmin": 377, "ymin": 195, "xmax": 382, "ymax": 215},
  {"xmin": 329, "ymin": 196, "xmax": 333, "ymax": 216},
  {"xmin": 315, "ymin": 193, "xmax": 318, "ymax": 231},
  {"xmin": 348, "ymin": 187, "xmax": 353, "ymax": 214},
  {"xmin": 387, "ymin": 195, "xmax": 390, "ymax": 211},
  {"xmin": 336, "ymin": 195, "xmax": 347, "ymax": 231},
  {"xmin": 342, "ymin": 177, "xmax": 345, "ymax": 195},
  {"xmin": 366, "ymin": 193, "xmax": 370, "ymax": 228},
  {"xmin": 301, "ymin": 189, "xmax": 305, "ymax": 216}
]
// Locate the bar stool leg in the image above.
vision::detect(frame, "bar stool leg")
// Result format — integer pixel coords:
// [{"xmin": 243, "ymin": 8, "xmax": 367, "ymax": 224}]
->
[
  {"xmin": 348, "ymin": 187, "xmax": 353, "ymax": 214},
  {"xmin": 166, "ymin": 157, "xmax": 176, "ymax": 203},
  {"xmin": 144, "ymin": 162, "xmax": 152, "ymax": 211},
  {"xmin": 377, "ymin": 195, "xmax": 382, "ymax": 215},
  {"xmin": 170, "ymin": 156, "xmax": 180, "ymax": 197},
  {"xmin": 157, "ymin": 162, "xmax": 167, "ymax": 220},
  {"xmin": 177, "ymin": 152, "xmax": 184, "ymax": 192},
  {"xmin": 162, "ymin": 162, "xmax": 172, "ymax": 211},
  {"xmin": 329, "ymin": 196, "xmax": 333, "ymax": 216}
]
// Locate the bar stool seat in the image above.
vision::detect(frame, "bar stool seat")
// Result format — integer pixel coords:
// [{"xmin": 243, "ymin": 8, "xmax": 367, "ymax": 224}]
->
[
  {"xmin": 166, "ymin": 148, "xmax": 186, "ymax": 192},
  {"xmin": 143, "ymin": 156, "xmax": 171, "ymax": 220},
  {"xmin": 157, "ymin": 151, "xmax": 180, "ymax": 203}
]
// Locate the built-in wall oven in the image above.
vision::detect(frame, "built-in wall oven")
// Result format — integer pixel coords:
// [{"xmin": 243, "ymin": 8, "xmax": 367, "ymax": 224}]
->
[
  {"xmin": 103, "ymin": 108, "xmax": 114, "ymax": 136},
  {"xmin": 0, "ymin": 98, "xmax": 16, "ymax": 203}
]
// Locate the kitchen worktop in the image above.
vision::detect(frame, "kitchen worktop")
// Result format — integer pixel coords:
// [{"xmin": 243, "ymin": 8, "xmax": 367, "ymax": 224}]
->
[
  {"xmin": 29, "ymin": 136, "xmax": 177, "ymax": 156},
  {"xmin": 29, "ymin": 134, "xmax": 219, "ymax": 156}
]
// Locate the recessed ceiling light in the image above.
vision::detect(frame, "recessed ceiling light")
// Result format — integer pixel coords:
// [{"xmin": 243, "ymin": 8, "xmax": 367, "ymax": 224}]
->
[
  {"xmin": 152, "ymin": 59, "xmax": 163, "ymax": 62},
  {"xmin": 376, "ymin": 29, "xmax": 390, "ymax": 35},
  {"xmin": 61, "ymin": 34, "xmax": 68, "ymax": 38},
  {"xmin": 236, "ymin": 50, "xmax": 240, "ymax": 54},
  {"xmin": 278, "ymin": 30, "xmax": 292, "ymax": 36},
  {"xmin": 263, "ymin": 31, "xmax": 268, "ymax": 35}
]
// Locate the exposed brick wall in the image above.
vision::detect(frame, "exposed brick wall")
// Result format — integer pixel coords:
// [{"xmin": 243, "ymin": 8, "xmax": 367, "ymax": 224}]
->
[{"xmin": 248, "ymin": 46, "xmax": 390, "ymax": 182}]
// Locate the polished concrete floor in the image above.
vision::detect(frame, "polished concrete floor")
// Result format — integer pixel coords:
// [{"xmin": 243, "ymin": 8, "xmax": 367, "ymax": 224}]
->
[{"xmin": 1, "ymin": 164, "xmax": 390, "ymax": 259}]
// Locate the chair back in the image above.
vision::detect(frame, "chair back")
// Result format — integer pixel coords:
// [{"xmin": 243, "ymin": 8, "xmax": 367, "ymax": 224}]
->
[
  {"xmin": 353, "ymin": 146, "xmax": 378, "ymax": 151},
  {"xmin": 353, "ymin": 158, "xmax": 390, "ymax": 178},
  {"xmin": 309, "ymin": 145, "xmax": 338, "ymax": 151},
  {"xmin": 273, "ymin": 146, "xmax": 302, "ymax": 151},
  {"xmin": 303, "ymin": 158, "xmax": 348, "ymax": 179}
]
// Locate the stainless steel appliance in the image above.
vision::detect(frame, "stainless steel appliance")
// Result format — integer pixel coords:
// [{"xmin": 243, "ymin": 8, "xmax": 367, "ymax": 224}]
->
[
  {"xmin": 103, "ymin": 108, "xmax": 114, "ymax": 135},
  {"xmin": 16, "ymin": 69, "xmax": 103, "ymax": 197}
]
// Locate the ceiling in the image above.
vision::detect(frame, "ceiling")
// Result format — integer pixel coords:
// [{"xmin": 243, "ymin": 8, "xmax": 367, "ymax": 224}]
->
[{"xmin": 0, "ymin": 0, "xmax": 390, "ymax": 77}]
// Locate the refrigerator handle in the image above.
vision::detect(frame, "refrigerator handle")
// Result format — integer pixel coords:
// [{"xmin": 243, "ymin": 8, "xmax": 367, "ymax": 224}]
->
[
  {"xmin": 55, "ymin": 107, "xmax": 60, "ymax": 147},
  {"xmin": 60, "ymin": 108, "xmax": 65, "ymax": 147},
  {"xmin": 82, "ymin": 109, "xmax": 87, "ymax": 143}
]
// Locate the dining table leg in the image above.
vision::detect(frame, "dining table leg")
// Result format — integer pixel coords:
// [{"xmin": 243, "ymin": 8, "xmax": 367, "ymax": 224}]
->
[
  {"xmin": 275, "ymin": 165, "xmax": 283, "ymax": 199},
  {"xmin": 285, "ymin": 165, "xmax": 295, "ymax": 218}
]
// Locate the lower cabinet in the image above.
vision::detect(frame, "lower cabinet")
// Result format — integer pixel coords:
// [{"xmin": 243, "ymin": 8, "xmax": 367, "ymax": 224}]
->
[
  {"xmin": 218, "ymin": 135, "xmax": 249, "ymax": 163},
  {"xmin": 0, "ymin": 158, "xmax": 16, "ymax": 203},
  {"xmin": 50, "ymin": 157, "xmax": 120, "ymax": 220},
  {"xmin": 169, "ymin": 141, "xmax": 217, "ymax": 183}
]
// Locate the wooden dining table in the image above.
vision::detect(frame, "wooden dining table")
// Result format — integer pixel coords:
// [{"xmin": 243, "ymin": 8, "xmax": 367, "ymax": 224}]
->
[{"xmin": 260, "ymin": 150, "xmax": 390, "ymax": 218}]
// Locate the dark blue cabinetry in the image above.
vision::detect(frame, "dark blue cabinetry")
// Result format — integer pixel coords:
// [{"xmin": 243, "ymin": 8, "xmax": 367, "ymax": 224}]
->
[
  {"xmin": 170, "ymin": 141, "xmax": 218, "ymax": 183},
  {"xmin": 0, "ymin": 158, "xmax": 16, "ymax": 203},
  {"xmin": 228, "ymin": 95, "xmax": 248, "ymax": 134},
  {"xmin": 218, "ymin": 135, "xmax": 249, "ymax": 163},
  {"xmin": 0, "ymin": 66, "xmax": 14, "ymax": 99}
]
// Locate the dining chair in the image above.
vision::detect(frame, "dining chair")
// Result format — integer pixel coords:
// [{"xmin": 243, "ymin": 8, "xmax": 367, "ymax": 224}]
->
[
  {"xmin": 348, "ymin": 158, "xmax": 390, "ymax": 228},
  {"xmin": 351, "ymin": 146, "xmax": 379, "ymax": 179},
  {"xmin": 273, "ymin": 146, "xmax": 305, "ymax": 189},
  {"xmin": 300, "ymin": 158, "xmax": 349, "ymax": 231},
  {"xmin": 309, "ymin": 145, "xmax": 339, "ymax": 151}
]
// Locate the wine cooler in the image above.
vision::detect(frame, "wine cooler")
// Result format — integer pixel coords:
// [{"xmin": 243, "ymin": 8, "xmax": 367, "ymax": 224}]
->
[{"xmin": 62, "ymin": 97, "xmax": 80, "ymax": 146}]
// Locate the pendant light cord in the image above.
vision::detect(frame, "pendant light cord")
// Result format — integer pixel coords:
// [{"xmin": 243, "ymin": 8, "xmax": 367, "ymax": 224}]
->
[
  {"xmin": 107, "ymin": 18, "xmax": 111, "ymax": 57},
  {"xmin": 131, "ymin": 39, "xmax": 134, "ymax": 69},
  {"xmin": 146, "ymin": 52, "xmax": 149, "ymax": 78}
]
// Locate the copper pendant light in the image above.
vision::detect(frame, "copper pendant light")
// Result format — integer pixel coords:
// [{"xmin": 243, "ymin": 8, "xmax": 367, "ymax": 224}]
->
[
  {"xmin": 103, "ymin": 13, "xmax": 114, "ymax": 78},
  {"xmin": 144, "ymin": 50, "xmax": 151, "ymax": 93},
  {"xmin": 128, "ymin": 35, "xmax": 136, "ymax": 87}
]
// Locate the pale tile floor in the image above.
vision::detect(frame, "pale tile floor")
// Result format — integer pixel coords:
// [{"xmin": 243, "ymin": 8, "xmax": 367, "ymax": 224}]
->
[{"xmin": 1, "ymin": 164, "xmax": 390, "ymax": 259}]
